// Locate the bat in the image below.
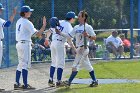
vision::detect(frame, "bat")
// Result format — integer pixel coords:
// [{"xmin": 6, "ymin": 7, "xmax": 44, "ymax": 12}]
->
[{"xmin": 83, "ymin": 10, "xmax": 87, "ymax": 49}]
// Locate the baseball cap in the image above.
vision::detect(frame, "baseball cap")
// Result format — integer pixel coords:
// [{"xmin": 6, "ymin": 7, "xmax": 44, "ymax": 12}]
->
[
  {"xmin": 21, "ymin": 6, "xmax": 34, "ymax": 12},
  {"xmin": 0, "ymin": 3, "xmax": 4, "ymax": 10},
  {"xmin": 66, "ymin": 11, "xmax": 77, "ymax": 19}
]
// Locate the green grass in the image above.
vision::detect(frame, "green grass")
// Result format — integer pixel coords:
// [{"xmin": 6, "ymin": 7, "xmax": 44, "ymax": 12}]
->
[
  {"xmin": 76, "ymin": 60, "xmax": 140, "ymax": 79},
  {"xmin": 55, "ymin": 83, "xmax": 140, "ymax": 93},
  {"xmin": 56, "ymin": 60, "xmax": 140, "ymax": 93}
]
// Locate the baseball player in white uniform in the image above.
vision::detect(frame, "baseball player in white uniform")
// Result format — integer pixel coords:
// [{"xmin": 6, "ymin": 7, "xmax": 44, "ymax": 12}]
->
[
  {"xmin": 0, "ymin": 3, "xmax": 16, "ymax": 67},
  {"xmin": 0, "ymin": 3, "xmax": 16, "ymax": 92},
  {"xmin": 46, "ymin": 12, "xmax": 77, "ymax": 87},
  {"xmin": 14, "ymin": 6, "xmax": 46, "ymax": 90},
  {"xmin": 59, "ymin": 10, "xmax": 98, "ymax": 87}
]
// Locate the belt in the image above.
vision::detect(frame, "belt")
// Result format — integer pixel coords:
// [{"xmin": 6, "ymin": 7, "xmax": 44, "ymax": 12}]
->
[
  {"xmin": 76, "ymin": 45, "xmax": 89, "ymax": 49},
  {"xmin": 57, "ymin": 39, "xmax": 62, "ymax": 41},
  {"xmin": 17, "ymin": 40, "xmax": 28, "ymax": 43},
  {"xmin": 76, "ymin": 45, "xmax": 84, "ymax": 48}
]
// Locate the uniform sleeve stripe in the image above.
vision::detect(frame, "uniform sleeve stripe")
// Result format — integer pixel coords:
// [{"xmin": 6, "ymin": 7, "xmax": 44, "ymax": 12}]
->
[
  {"xmin": 2, "ymin": 22, "xmax": 6, "ymax": 28},
  {"xmin": 32, "ymin": 31, "xmax": 37, "ymax": 36},
  {"xmin": 68, "ymin": 33, "xmax": 73, "ymax": 38},
  {"xmin": 3, "ymin": 21, "xmax": 11, "ymax": 27},
  {"xmin": 49, "ymin": 28, "xmax": 53, "ymax": 33}
]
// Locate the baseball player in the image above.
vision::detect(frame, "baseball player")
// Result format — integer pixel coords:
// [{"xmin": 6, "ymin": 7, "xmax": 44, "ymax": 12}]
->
[
  {"xmin": 14, "ymin": 5, "xmax": 46, "ymax": 90},
  {"xmin": 58, "ymin": 10, "xmax": 98, "ymax": 87},
  {"xmin": 0, "ymin": 3, "xmax": 16, "ymax": 67},
  {"xmin": 0, "ymin": 3, "xmax": 16, "ymax": 92},
  {"xmin": 45, "ymin": 12, "xmax": 77, "ymax": 87}
]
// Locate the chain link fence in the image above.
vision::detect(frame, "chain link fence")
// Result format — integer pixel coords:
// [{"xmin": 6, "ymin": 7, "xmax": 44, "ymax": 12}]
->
[
  {"xmin": 0, "ymin": 0, "xmax": 139, "ymax": 68},
  {"xmin": 0, "ymin": 0, "xmax": 23, "ymax": 68}
]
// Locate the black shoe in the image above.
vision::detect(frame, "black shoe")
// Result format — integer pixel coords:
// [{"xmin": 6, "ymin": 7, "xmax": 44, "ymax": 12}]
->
[
  {"xmin": 14, "ymin": 83, "xmax": 22, "ymax": 90},
  {"xmin": 89, "ymin": 80, "xmax": 98, "ymax": 87},
  {"xmin": 63, "ymin": 80, "xmax": 70, "ymax": 88},
  {"xmin": 0, "ymin": 88, "xmax": 5, "ymax": 92},
  {"xmin": 22, "ymin": 84, "xmax": 36, "ymax": 90},
  {"xmin": 56, "ymin": 81, "xmax": 65, "ymax": 88},
  {"xmin": 48, "ymin": 79, "xmax": 55, "ymax": 87}
]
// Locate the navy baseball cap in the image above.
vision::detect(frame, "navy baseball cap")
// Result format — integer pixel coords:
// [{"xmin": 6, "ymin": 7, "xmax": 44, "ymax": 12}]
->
[
  {"xmin": 21, "ymin": 6, "xmax": 34, "ymax": 12},
  {"xmin": 66, "ymin": 11, "xmax": 77, "ymax": 19},
  {"xmin": 0, "ymin": 3, "xmax": 4, "ymax": 10}
]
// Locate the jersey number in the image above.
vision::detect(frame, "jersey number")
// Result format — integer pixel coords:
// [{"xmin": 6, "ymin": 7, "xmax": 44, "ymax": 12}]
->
[
  {"xmin": 18, "ymin": 24, "xmax": 21, "ymax": 32},
  {"xmin": 58, "ymin": 26, "xmax": 64, "ymax": 31}
]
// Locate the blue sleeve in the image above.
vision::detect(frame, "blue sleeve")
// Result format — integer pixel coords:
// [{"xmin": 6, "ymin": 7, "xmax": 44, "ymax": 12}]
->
[{"xmin": 3, "ymin": 21, "xmax": 11, "ymax": 27}]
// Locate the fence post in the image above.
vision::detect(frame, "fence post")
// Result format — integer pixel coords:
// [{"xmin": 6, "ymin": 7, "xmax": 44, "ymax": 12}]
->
[
  {"xmin": 138, "ymin": 0, "xmax": 140, "ymax": 36},
  {"xmin": 130, "ymin": 0, "xmax": 134, "ymax": 59},
  {"xmin": 21, "ymin": 0, "xmax": 25, "ymax": 6},
  {"xmin": 78, "ymin": 0, "xmax": 83, "ymax": 11},
  {"xmin": 5, "ymin": 0, "xmax": 10, "ymax": 67},
  {"xmin": 51, "ymin": 0, "xmax": 54, "ymax": 17}
]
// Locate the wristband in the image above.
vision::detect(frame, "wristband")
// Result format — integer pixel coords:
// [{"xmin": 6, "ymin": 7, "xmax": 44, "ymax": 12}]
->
[{"xmin": 88, "ymin": 36, "xmax": 91, "ymax": 38}]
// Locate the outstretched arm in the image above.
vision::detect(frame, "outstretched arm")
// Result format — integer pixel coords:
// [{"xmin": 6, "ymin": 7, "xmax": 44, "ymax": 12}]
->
[
  {"xmin": 67, "ymin": 38, "xmax": 76, "ymax": 54},
  {"xmin": 36, "ymin": 16, "xmax": 46, "ymax": 37},
  {"xmin": 4, "ymin": 7, "xmax": 17, "ymax": 27}
]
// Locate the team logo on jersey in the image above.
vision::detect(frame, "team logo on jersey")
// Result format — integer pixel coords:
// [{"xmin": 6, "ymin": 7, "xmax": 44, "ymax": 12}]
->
[{"xmin": 76, "ymin": 30, "xmax": 84, "ymax": 33}]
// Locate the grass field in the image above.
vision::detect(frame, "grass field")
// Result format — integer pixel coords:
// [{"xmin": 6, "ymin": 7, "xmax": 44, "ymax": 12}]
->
[{"xmin": 55, "ymin": 60, "xmax": 140, "ymax": 93}]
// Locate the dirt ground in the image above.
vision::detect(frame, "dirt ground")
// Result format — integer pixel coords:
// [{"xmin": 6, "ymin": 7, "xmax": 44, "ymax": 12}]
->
[{"xmin": 0, "ymin": 62, "xmax": 73, "ymax": 93}]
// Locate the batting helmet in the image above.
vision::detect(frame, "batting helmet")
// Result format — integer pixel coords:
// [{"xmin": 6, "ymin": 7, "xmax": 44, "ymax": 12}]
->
[{"xmin": 49, "ymin": 17, "xmax": 60, "ymax": 28}]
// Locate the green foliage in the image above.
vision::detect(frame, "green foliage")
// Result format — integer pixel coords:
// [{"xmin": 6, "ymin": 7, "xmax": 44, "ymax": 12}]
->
[{"xmin": 24, "ymin": 0, "xmax": 137, "ymax": 29}]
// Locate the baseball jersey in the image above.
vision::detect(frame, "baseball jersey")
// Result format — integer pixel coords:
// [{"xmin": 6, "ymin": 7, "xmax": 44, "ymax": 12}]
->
[
  {"xmin": 106, "ymin": 35, "xmax": 123, "ymax": 48},
  {"xmin": 49, "ymin": 20, "xmax": 73, "ymax": 43},
  {"xmin": 0, "ymin": 18, "xmax": 6, "ymax": 39},
  {"xmin": 69, "ymin": 23, "xmax": 96, "ymax": 47},
  {"xmin": 16, "ymin": 17, "xmax": 37, "ymax": 42}
]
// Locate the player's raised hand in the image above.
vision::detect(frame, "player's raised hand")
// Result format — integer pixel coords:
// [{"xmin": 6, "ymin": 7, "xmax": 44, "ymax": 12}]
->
[
  {"xmin": 13, "ymin": 7, "xmax": 17, "ymax": 16},
  {"xmin": 42, "ymin": 16, "xmax": 46, "ymax": 27},
  {"xmin": 9, "ymin": 7, "xmax": 17, "ymax": 22}
]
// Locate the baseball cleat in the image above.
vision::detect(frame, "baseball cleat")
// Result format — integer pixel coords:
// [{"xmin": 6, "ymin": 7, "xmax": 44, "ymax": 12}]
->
[
  {"xmin": 14, "ymin": 83, "xmax": 22, "ymax": 90},
  {"xmin": 0, "ymin": 88, "xmax": 5, "ymax": 92},
  {"xmin": 22, "ymin": 84, "xmax": 36, "ymax": 90},
  {"xmin": 48, "ymin": 79, "xmax": 55, "ymax": 87},
  {"xmin": 56, "ymin": 81, "xmax": 65, "ymax": 88},
  {"xmin": 89, "ymin": 80, "xmax": 98, "ymax": 87},
  {"xmin": 63, "ymin": 80, "xmax": 71, "ymax": 88}
]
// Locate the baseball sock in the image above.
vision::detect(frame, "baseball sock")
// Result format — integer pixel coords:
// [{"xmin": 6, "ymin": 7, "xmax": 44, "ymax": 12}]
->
[
  {"xmin": 68, "ymin": 71, "xmax": 78, "ymax": 84},
  {"xmin": 49, "ymin": 66, "xmax": 55, "ymax": 81},
  {"xmin": 22, "ymin": 69, "xmax": 28, "ymax": 87},
  {"xmin": 89, "ymin": 70, "xmax": 96, "ymax": 81},
  {"xmin": 15, "ymin": 70, "xmax": 21, "ymax": 85},
  {"xmin": 57, "ymin": 68, "xmax": 63, "ymax": 82}
]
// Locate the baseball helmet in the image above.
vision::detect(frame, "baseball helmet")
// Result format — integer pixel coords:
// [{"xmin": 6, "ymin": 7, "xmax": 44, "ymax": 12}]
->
[
  {"xmin": 21, "ymin": 6, "xmax": 34, "ymax": 12},
  {"xmin": 0, "ymin": 3, "xmax": 4, "ymax": 10},
  {"xmin": 66, "ymin": 11, "xmax": 77, "ymax": 19},
  {"xmin": 49, "ymin": 17, "xmax": 60, "ymax": 28}
]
